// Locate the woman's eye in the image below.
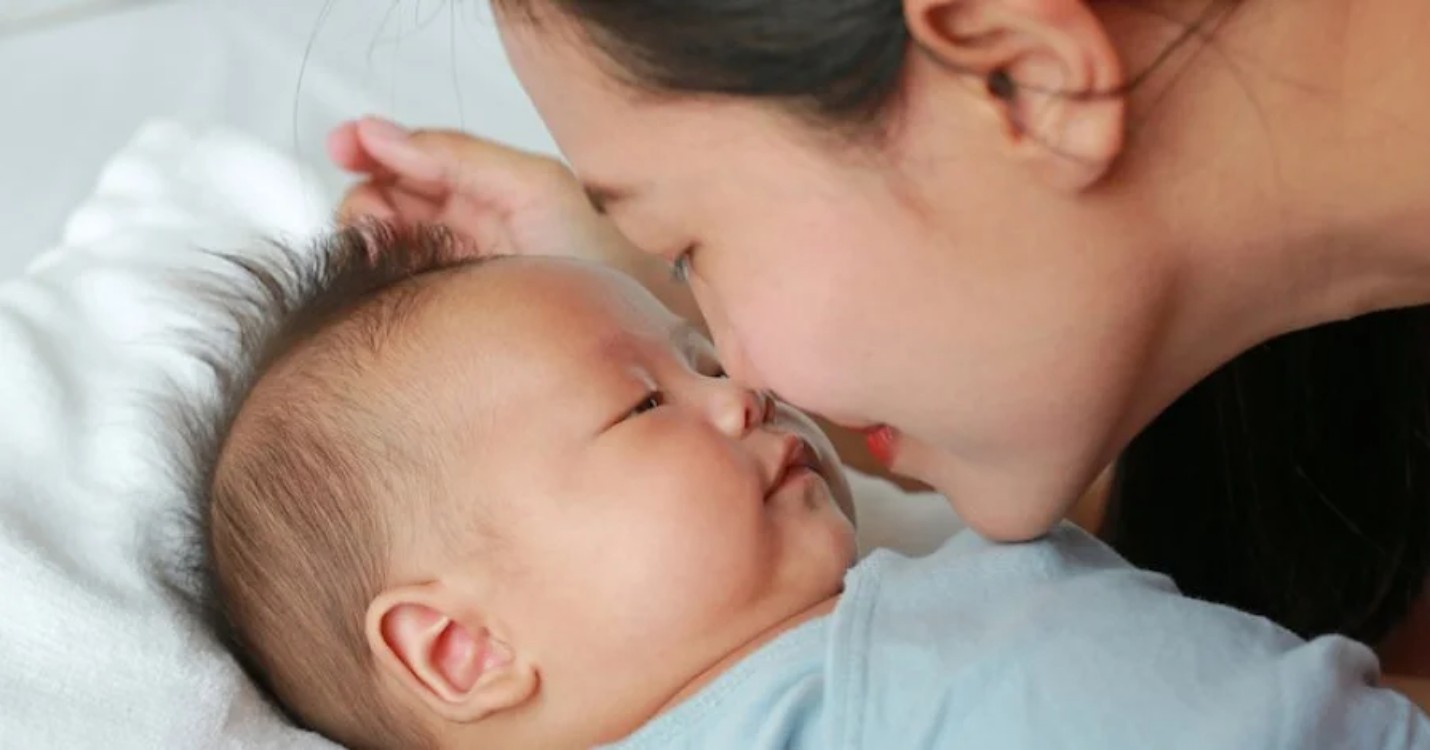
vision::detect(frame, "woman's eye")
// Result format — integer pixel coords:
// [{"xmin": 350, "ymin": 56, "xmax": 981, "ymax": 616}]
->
[
  {"xmin": 669, "ymin": 244, "xmax": 697, "ymax": 284},
  {"xmin": 696, "ymin": 353, "xmax": 727, "ymax": 379},
  {"xmin": 627, "ymin": 391, "xmax": 665, "ymax": 419}
]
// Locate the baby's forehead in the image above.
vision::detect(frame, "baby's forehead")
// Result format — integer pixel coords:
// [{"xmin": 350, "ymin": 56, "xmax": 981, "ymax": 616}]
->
[
  {"xmin": 378, "ymin": 258, "xmax": 684, "ymax": 447},
  {"xmin": 396, "ymin": 257, "xmax": 680, "ymax": 393},
  {"xmin": 421, "ymin": 257, "xmax": 677, "ymax": 343}
]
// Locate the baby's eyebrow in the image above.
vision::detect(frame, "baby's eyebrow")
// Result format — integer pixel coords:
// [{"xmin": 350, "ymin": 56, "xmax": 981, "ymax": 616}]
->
[
  {"xmin": 594, "ymin": 329, "xmax": 640, "ymax": 362},
  {"xmin": 592, "ymin": 321, "xmax": 703, "ymax": 366}
]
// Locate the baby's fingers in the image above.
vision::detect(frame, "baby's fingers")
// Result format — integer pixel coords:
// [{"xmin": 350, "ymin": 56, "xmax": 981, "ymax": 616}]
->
[
  {"xmin": 327, "ymin": 120, "xmax": 392, "ymax": 176},
  {"xmin": 353, "ymin": 118, "xmax": 450, "ymax": 189},
  {"xmin": 336, "ymin": 179, "xmax": 459, "ymax": 227},
  {"xmin": 335, "ymin": 182, "xmax": 398, "ymax": 225},
  {"xmin": 328, "ymin": 118, "xmax": 450, "ymax": 201},
  {"xmin": 347, "ymin": 118, "xmax": 579, "ymax": 209}
]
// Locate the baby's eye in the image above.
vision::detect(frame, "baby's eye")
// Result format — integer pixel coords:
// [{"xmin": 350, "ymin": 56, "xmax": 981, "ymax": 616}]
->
[{"xmin": 626, "ymin": 391, "xmax": 666, "ymax": 419}]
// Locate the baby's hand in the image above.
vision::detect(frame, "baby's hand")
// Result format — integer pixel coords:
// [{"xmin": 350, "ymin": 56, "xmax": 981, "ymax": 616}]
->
[
  {"xmin": 329, "ymin": 118, "xmax": 629, "ymax": 264},
  {"xmin": 327, "ymin": 117, "xmax": 701, "ymax": 321}
]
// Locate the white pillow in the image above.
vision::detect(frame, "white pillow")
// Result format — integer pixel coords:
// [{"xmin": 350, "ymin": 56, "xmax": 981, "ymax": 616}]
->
[
  {"xmin": 0, "ymin": 120, "xmax": 962, "ymax": 748},
  {"xmin": 0, "ymin": 121, "xmax": 335, "ymax": 748}
]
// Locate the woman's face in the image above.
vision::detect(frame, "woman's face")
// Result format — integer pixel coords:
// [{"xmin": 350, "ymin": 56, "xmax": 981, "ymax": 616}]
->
[{"xmin": 497, "ymin": 14, "xmax": 1162, "ymax": 540}]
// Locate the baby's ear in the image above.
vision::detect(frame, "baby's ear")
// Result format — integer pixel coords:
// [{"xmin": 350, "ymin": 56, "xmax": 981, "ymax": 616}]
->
[{"xmin": 366, "ymin": 582, "xmax": 537, "ymax": 724}]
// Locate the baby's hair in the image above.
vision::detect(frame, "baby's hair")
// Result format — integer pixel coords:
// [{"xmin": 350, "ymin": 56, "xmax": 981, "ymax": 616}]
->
[{"xmin": 177, "ymin": 222, "xmax": 485, "ymax": 749}]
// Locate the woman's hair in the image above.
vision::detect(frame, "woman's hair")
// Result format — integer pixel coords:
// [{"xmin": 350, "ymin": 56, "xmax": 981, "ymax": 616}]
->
[
  {"xmin": 496, "ymin": 0, "xmax": 1429, "ymax": 642},
  {"xmin": 497, "ymin": 0, "xmax": 909, "ymax": 127},
  {"xmin": 1107, "ymin": 308, "xmax": 1430, "ymax": 644}
]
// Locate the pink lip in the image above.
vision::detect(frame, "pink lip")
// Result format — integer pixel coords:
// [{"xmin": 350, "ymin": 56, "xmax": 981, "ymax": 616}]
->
[{"xmin": 863, "ymin": 425, "xmax": 898, "ymax": 467}]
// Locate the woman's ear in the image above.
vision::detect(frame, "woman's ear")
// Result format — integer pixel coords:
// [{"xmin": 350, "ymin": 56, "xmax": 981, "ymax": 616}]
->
[
  {"xmin": 366, "ymin": 582, "xmax": 537, "ymax": 724},
  {"xmin": 903, "ymin": 0, "xmax": 1126, "ymax": 190}
]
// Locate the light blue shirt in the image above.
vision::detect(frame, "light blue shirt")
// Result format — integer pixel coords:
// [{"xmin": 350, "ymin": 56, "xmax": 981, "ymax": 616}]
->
[{"xmin": 603, "ymin": 525, "xmax": 1429, "ymax": 749}]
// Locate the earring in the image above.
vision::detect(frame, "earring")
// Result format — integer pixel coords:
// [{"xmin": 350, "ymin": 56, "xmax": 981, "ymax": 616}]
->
[{"xmin": 987, "ymin": 69, "xmax": 1016, "ymax": 101}]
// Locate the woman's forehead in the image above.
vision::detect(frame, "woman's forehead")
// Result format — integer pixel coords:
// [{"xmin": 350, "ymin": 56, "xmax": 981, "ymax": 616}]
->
[
  {"xmin": 498, "ymin": 11, "xmax": 623, "ymax": 138},
  {"xmin": 501, "ymin": 12, "xmax": 804, "ymax": 186}
]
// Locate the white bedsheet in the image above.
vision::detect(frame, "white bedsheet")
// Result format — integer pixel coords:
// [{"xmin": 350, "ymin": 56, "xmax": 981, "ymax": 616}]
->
[
  {"xmin": 0, "ymin": 121, "xmax": 338, "ymax": 748},
  {"xmin": 1, "ymin": 0, "xmax": 554, "ymax": 280}
]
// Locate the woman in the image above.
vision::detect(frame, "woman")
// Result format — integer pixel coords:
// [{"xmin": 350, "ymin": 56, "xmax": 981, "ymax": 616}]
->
[{"xmin": 329, "ymin": 0, "xmax": 1428, "ymax": 675}]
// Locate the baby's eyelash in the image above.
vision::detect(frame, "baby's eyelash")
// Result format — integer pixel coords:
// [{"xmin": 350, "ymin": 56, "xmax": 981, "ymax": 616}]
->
[{"xmin": 627, "ymin": 391, "xmax": 666, "ymax": 420}]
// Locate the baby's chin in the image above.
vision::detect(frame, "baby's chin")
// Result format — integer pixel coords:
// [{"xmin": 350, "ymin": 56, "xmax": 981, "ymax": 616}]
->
[{"xmin": 785, "ymin": 463, "xmax": 860, "ymax": 579}]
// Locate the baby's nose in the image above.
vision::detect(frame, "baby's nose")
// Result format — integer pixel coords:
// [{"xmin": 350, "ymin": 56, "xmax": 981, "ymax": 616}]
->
[{"xmin": 711, "ymin": 384, "xmax": 773, "ymax": 437}]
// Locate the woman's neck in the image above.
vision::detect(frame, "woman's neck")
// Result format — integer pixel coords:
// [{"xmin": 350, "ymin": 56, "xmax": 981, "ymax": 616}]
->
[{"xmin": 1099, "ymin": 0, "xmax": 1430, "ymax": 458}]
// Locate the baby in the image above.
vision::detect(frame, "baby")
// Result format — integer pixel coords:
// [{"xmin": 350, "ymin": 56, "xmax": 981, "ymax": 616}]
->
[{"xmin": 198, "ymin": 224, "xmax": 1427, "ymax": 749}]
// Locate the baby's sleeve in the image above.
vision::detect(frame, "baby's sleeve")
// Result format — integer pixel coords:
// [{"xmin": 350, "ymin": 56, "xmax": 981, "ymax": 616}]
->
[
  {"xmin": 1193, "ymin": 636, "xmax": 1427, "ymax": 749},
  {"xmin": 839, "ymin": 527, "xmax": 1430, "ymax": 749}
]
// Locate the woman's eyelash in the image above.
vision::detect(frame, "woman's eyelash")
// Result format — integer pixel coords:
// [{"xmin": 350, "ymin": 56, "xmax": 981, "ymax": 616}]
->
[{"xmin": 670, "ymin": 245, "xmax": 696, "ymax": 283}]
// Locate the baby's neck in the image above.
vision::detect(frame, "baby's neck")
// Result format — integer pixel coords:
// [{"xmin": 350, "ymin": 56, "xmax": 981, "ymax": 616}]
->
[{"xmin": 654, "ymin": 593, "xmax": 842, "ymax": 714}]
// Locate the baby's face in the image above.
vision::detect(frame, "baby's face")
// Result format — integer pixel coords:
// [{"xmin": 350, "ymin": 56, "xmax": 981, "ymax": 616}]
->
[{"xmin": 390, "ymin": 257, "xmax": 855, "ymax": 737}]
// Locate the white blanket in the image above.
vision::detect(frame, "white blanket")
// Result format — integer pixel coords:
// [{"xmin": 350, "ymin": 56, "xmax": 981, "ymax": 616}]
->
[
  {"xmin": 0, "ymin": 121, "xmax": 337, "ymax": 748},
  {"xmin": 0, "ymin": 122, "xmax": 961, "ymax": 747}
]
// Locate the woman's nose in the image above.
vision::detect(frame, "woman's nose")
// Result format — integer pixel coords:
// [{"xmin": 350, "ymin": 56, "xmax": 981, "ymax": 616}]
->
[
  {"xmin": 706, "ymin": 330, "xmax": 772, "ymax": 395},
  {"xmin": 710, "ymin": 381, "xmax": 773, "ymax": 438},
  {"xmin": 703, "ymin": 311, "xmax": 766, "ymax": 392}
]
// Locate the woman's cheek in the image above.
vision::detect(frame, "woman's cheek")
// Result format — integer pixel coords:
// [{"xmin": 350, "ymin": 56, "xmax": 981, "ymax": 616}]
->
[
  {"xmin": 695, "ymin": 249, "xmax": 871, "ymax": 421},
  {"xmin": 730, "ymin": 289, "xmax": 859, "ymax": 422}
]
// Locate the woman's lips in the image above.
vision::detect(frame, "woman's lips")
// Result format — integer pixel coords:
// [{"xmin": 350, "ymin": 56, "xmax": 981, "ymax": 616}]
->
[{"xmin": 863, "ymin": 425, "xmax": 898, "ymax": 467}]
